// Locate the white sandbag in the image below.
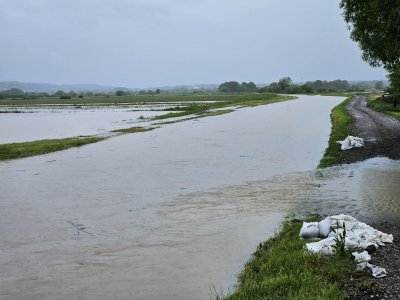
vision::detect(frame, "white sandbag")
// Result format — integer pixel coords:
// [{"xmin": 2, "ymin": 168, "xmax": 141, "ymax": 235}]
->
[
  {"xmin": 370, "ymin": 264, "xmax": 387, "ymax": 278},
  {"xmin": 379, "ymin": 233, "xmax": 394, "ymax": 244},
  {"xmin": 337, "ymin": 136, "xmax": 365, "ymax": 150},
  {"xmin": 352, "ymin": 251, "xmax": 371, "ymax": 263},
  {"xmin": 306, "ymin": 237, "xmax": 336, "ymax": 255},
  {"xmin": 318, "ymin": 218, "xmax": 331, "ymax": 238},
  {"xmin": 357, "ymin": 262, "xmax": 387, "ymax": 278},
  {"xmin": 299, "ymin": 222, "xmax": 320, "ymax": 239}
]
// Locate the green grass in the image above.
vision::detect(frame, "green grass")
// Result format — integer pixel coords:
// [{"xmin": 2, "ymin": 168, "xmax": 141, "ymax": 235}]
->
[
  {"xmin": 318, "ymin": 96, "xmax": 354, "ymax": 168},
  {"xmin": 367, "ymin": 94, "xmax": 400, "ymax": 121},
  {"xmin": 112, "ymin": 126, "xmax": 158, "ymax": 134},
  {"xmin": 225, "ymin": 218, "xmax": 357, "ymax": 300},
  {"xmin": 152, "ymin": 94, "xmax": 295, "ymax": 121},
  {"xmin": 200, "ymin": 109, "xmax": 234, "ymax": 117},
  {"xmin": 154, "ymin": 110, "xmax": 234, "ymax": 125},
  {"xmin": 0, "ymin": 93, "xmax": 293, "ymax": 106},
  {"xmin": 0, "ymin": 137, "xmax": 105, "ymax": 161}
]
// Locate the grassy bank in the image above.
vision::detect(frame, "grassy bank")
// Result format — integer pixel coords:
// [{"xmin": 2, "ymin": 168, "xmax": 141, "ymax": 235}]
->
[
  {"xmin": 367, "ymin": 95, "xmax": 400, "ymax": 121},
  {"xmin": 225, "ymin": 218, "xmax": 356, "ymax": 300},
  {"xmin": 0, "ymin": 136, "xmax": 105, "ymax": 161},
  {"xmin": 318, "ymin": 96, "xmax": 354, "ymax": 168}
]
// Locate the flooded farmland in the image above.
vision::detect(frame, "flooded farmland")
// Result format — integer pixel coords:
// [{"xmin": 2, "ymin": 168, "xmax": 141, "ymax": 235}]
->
[{"xmin": 1, "ymin": 95, "xmax": 399, "ymax": 300}]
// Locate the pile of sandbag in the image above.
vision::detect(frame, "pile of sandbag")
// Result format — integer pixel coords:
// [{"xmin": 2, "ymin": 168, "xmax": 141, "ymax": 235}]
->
[
  {"xmin": 299, "ymin": 214, "xmax": 393, "ymax": 278},
  {"xmin": 337, "ymin": 135, "xmax": 365, "ymax": 150}
]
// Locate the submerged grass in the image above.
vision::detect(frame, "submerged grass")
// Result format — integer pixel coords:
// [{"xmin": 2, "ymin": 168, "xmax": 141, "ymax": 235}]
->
[
  {"xmin": 318, "ymin": 96, "xmax": 354, "ymax": 168},
  {"xmin": 112, "ymin": 126, "xmax": 158, "ymax": 134},
  {"xmin": 0, "ymin": 136, "xmax": 105, "ymax": 161},
  {"xmin": 153, "ymin": 94, "xmax": 294, "ymax": 121},
  {"xmin": 225, "ymin": 218, "xmax": 356, "ymax": 300}
]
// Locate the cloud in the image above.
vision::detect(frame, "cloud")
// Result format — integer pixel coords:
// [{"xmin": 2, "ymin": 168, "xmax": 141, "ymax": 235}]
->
[{"xmin": 0, "ymin": 0, "xmax": 387, "ymax": 86}]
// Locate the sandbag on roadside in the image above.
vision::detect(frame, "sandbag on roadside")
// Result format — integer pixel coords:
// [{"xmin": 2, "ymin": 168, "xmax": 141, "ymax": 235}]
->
[
  {"xmin": 303, "ymin": 214, "xmax": 393, "ymax": 253},
  {"xmin": 301, "ymin": 215, "xmax": 393, "ymax": 278},
  {"xmin": 337, "ymin": 135, "xmax": 365, "ymax": 150}
]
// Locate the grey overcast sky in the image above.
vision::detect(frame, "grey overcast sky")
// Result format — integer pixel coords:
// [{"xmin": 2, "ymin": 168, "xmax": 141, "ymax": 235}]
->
[{"xmin": 0, "ymin": 0, "xmax": 387, "ymax": 88}]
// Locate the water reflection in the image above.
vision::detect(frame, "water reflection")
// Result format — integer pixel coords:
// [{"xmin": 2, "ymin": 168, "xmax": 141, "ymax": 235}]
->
[{"xmin": 300, "ymin": 158, "xmax": 400, "ymax": 225}]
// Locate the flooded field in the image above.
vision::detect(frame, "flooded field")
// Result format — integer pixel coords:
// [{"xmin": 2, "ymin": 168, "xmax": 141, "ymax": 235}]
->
[
  {"xmin": 2, "ymin": 95, "xmax": 399, "ymax": 300},
  {"xmin": 0, "ymin": 105, "xmax": 172, "ymax": 143}
]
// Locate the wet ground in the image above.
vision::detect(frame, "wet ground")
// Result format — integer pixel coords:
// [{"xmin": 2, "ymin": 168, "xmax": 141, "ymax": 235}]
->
[{"xmin": 340, "ymin": 95, "xmax": 400, "ymax": 164}]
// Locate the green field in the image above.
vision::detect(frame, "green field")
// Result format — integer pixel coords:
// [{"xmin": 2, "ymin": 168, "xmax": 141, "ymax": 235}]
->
[{"xmin": 0, "ymin": 93, "xmax": 293, "ymax": 106}]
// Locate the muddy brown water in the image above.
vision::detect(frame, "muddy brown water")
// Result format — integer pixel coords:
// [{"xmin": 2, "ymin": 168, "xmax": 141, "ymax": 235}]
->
[{"xmin": 1, "ymin": 95, "xmax": 399, "ymax": 300}]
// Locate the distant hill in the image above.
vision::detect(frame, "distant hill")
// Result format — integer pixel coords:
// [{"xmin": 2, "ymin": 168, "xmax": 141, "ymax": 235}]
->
[
  {"xmin": 0, "ymin": 81, "xmax": 219, "ymax": 93},
  {"xmin": 0, "ymin": 81, "xmax": 122, "ymax": 93}
]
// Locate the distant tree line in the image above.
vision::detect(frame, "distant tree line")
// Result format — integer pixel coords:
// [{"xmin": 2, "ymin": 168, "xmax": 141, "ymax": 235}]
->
[
  {"xmin": 0, "ymin": 88, "xmax": 164, "ymax": 100},
  {"xmin": 218, "ymin": 81, "xmax": 257, "ymax": 92},
  {"xmin": 218, "ymin": 78, "xmax": 386, "ymax": 94}
]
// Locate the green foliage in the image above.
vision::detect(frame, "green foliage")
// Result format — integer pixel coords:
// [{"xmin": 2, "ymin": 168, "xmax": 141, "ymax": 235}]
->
[
  {"xmin": 374, "ymin": 81, "xmax": 384, "ymax": 90},
  {"xmin": 115, "ymin": 90, "xmax": 125, "ymax": 96},
  {"xmin": 218, "ymin": 81, "xmax": 257, "ymax": 93},
  {"xmin": 259, "ymin": 78, "xmax": 352, "ymax": 94},
  {"xmin": 368, "ymin": 95, "xmax": 400, "ymax": 121},
  {"xmin": 0, "ymin": 137, "xmax": 105, "ymax": 161},
  {"xmin": 332, "ymin": 222, "xmax": 347, "ymax": 257},
  {"xmin": 226, "ymin": 219, "xmax": 356, "ymax": 300},
  {"xmin": 319, "ymin": 97, "xmax": 354, "ymax": 168},
  {"xmin": 278, "ymin": 77, "xmax": 292, "ymax": 91},
  {"xmin": 340, "ymin": 1, "xmax": 400, "ymax": 96}
]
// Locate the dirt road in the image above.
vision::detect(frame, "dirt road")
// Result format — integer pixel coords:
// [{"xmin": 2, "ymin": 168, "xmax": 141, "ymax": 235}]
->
[{"xmin": 339, "ymin": 95, "xmax": 400, "ymax": 164}]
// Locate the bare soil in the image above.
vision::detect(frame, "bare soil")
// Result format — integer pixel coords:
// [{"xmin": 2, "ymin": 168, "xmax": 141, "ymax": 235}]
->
[{"xmin": 338, "ymin": 95, "xmax": 400, "ymax": 164}]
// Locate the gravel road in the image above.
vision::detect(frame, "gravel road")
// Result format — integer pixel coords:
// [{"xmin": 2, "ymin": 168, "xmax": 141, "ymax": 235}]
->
[
  {"xmin": 339, "ymin": 96, "xmax": 400, "ymax": 299},
  {"xmin": 339, "ymin": 95, "xmax": 400, "ymax": 164}
]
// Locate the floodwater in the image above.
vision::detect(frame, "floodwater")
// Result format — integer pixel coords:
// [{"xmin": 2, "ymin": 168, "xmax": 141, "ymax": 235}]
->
[
  {"xmin": 1, "ymin": 95, "xmax": 399, "ymax": 300},
  {"xmin": 0, "ymin": 105, "xmax": 170, "ymax": 143}
]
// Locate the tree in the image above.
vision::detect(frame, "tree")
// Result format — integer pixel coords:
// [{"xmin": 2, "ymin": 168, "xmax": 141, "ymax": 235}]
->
[
  {"xmin": 115, "ymin": 90, "xmax": 125, "ymax": 96},
  {"xmin": 278, "ymin": 77, "xmax": 292, "ymax": 91},
  {"xmin": 340, "ymin": 1, "xmax": 400, "ymax": 104},
  {"xmin": 218, "ymin": 81, "xmax": 241, "ymax": 92},
  {"xmin": 374, "ymin": 81, "xmax": 384, "ymax": 90}
]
